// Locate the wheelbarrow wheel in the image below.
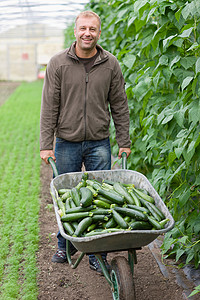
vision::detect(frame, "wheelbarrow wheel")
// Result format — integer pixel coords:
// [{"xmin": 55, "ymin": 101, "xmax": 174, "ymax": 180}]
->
[{"xmin": 110, "ymin": 256, "xmax": 136, "ymax": 300}]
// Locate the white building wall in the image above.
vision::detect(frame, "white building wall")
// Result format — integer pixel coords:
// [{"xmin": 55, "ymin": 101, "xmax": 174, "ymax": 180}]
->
[{"xmin": 0, "ymin": 24, "xmax": 65, "ymax": 81}]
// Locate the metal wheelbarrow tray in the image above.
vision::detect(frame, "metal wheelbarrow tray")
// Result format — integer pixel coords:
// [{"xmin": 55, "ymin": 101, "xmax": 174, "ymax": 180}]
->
[{"xmin": 50, "ymin": 169, "xmax": 174, "ymax": 254}]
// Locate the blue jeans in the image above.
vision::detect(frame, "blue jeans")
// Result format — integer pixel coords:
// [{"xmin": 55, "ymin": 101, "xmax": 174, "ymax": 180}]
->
[{"xmin": 55, "ymin": 137, "xmax": 111, "ymax": 257}]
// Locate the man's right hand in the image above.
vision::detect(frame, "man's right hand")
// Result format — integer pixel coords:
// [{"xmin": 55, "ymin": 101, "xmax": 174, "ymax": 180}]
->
[{"xmin": 40, "ymin": 150, "xmax": 56, "ymax": 164}]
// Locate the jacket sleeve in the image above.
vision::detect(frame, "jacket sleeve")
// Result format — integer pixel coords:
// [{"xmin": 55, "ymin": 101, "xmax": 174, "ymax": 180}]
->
[
  {"xmin": 40, "ymin": 58, "xmax": 61, "ymax": 150},
  {"xmin": 108, "ymin": 58, "xmax": 131, "ymax": 148}
]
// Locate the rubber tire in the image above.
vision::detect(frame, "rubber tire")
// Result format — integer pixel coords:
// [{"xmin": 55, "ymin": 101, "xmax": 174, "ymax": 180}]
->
[{"xmin": 110, "ymin": 256, "xmax": 136, "ymax": 300}]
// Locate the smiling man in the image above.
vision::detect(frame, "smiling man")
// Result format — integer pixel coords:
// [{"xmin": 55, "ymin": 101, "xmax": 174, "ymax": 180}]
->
[{"xmin": 40, "ymin": 11, "xmax": 131, "ymax": 274}]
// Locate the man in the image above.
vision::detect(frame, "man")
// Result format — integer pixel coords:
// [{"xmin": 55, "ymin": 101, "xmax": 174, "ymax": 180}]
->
[{"xmin": 40, "ymin": 11, "xmax": 131, "ymax": 274}]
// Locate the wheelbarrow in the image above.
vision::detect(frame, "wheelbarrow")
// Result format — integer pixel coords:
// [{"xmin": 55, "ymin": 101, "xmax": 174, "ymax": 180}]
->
[{"xmin": 48, "ymin": 153, "xmax": 175, "ymax": 300}]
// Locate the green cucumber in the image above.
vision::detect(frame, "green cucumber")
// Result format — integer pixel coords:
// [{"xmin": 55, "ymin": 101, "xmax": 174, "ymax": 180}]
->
[
  {"xmin": 71, "ymin": 221, "xmax": 78, "ymax": 230},
  {"xmin": 73, "ymin": 217, "xmax": 93, "ymax": 237},
  {"xmin": 133, "ymin": 187, "xmax": 154, "ymax": 203},
  {"xmin": 65, "ymin": 205, "xmax": 95, "ymax": 214},
  {"xmin": 102, "ymin": 182, "xmax": 114, "ymax": 190},
  {"xmin": 80, "ymin": 187, "xmax": 93, "ymax": 208},
  {"xmin": 63, "ymin": 222, "xmax": 75, "ymax": 235},
  {"xmin": 58, "ymin": 188, "xmax": 71, "ymax": 195},
  {"xmin": 104, "ymin": 217, "xmax": 117, "ymax": 229},
  {"xmin": 147, "ymin": 201, "xmax": 165, "ymax": 220},
  {"xmin": 112, "ymin": 209, "xmax": 129, "ymax": 229},
  {"xmin": 147, "ymin": 215, "xmax": 162, "ymax": 230},
  {"xmin": 123, "ymin": 215, "xmax": 132, "ymax": 223},
  {"xmin": 98, "ymin": 188, "xmax": 125, "ymax": 205},
  {"xmin": 159, "ymin": 218, "xmax": 169, "ymax": 229},
  {"xmin": 102, "ymin": 179, "xmax": 115, "ymax": 186},
  {"xmin": 86, "ymin": 179, "xmax": 101, "ymax": 190},
  {"xmin": 85, "ymin": 229, "xmax": 108, "ymax": 237},
  {"xmin": 87, "ymin": 223, "xmax": 97, "ymax": 232},
  {"xmin": 128, "ymin": 189, "xmax": 141, "ymax": 207},
  {"xmin": 69, "ymin": 197, "xmax": 77, "ymax": 208},
  {"xmin": 75, "ymin": 180, "xmax": 86, "ymax": 190},
  {"xmin": 82, "ymin": 172, "xmax": 88, "ymax": 181},
  {"xmin": 70, "ymin": 187, "xmax": 81, "ymax": 206},
  {"xmin": 94, "ymin": 195, "xmax": 113, "ymax": 205},
  {"xmin": 127, "ymin": 204, "xmax": 149, "ymax": 214},
  {"xmin": 57, "ymin": 198, "xmax": 65, "ymax": 216},
  {"xmin": 93, "ymin": 199, "xmax": 111, "ymax": 209},
  {"xmin": 113, "ymin": 182, "xmax": 134, "ymax": 204},
  {"xmin": 91, "ymin": 208, "xmax": 112, "ymax": 215},
  {"xmin": 114, "ymin": 206, "xmax": 147, "ymax": 221},
  {"xmin": 92, "ymin": 215, "xmax": 109, "ymax": 222},
  {"xmin": 86, "ymin": 185, "xmax": 98, "ymax": 197},
  {"xmin": 140, "ymin": 199, "xmax": 162, "ymax": 222},
  {"xmin": 103, "ymin": 180, "xmax": 134, "ymax": 188},
  {"xmin": 129, "ymin": 221, "xmax": 152, "ymax": 230},
  {"xmin": 61, "ymin": 190, "xmax": 71, "ymax": 201},
  {"xmin": 65, "ymin": 198, "xmax": 71, "ymax": 211},
  {"xmin": 61, "ymin": 212, "xmax": 93, "ymax": 222}
]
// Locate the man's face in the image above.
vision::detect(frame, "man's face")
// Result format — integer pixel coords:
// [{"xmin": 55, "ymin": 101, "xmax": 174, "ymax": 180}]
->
[{"xmin": 74, "ymin": 16, "xmax": 101, "ymax": 54}]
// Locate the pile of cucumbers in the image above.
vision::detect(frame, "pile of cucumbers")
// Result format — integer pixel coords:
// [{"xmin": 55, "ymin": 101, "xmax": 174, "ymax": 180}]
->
[{"xmin": 55, "ymin": 173, "xmax": 169, "ymax": 237}]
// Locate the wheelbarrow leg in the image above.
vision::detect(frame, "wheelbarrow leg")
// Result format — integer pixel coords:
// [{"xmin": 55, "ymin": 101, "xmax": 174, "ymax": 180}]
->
[
  {"xmin": 66, "ymin": 240, "xmax": 85, "ymax": 269},
  {"xmin": 128, "ymin": 249, "xmax": 137, "ymax": 275},
  {"xmin": 95, "ymin": 253, "xmax": 112, "ymax": 285}
]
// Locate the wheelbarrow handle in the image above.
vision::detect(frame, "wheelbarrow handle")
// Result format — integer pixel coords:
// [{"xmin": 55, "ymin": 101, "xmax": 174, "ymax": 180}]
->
[
  {"xmin": 48, "ymin": 157, "xmax": 59, "ymax": 177},
  {"xmin": 121, "ymin": 152, "xmax": 127, "ymax": 170},
  {"xmin": 48, "ymin": 152, "xmax": 127, "ymax": 177}
]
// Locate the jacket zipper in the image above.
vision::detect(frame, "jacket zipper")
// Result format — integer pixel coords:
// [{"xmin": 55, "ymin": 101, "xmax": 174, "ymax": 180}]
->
[{"xmin": 84, "ymin": 72, "xmax": 89, "ymax": 140}]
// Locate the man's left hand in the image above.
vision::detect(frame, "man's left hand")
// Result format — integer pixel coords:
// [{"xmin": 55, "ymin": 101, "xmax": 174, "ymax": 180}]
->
[{"xmin": 118, "ymin": 148, "xmax": 131, "ymax": 159}]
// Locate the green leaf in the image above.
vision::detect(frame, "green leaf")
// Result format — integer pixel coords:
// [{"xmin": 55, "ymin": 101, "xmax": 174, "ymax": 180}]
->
[
  {"xmin": 168, "ymin": 151, "xmax": 176, "ymax": 165},
  {"xmin": 176, "ymin": 248, "xmax": 185, "ymax": 262},
  {"xmin": 195, "ymin": 57, "xmax": 200, "ymax": 75},
  {"xmin": 189, "ymin": 100, "xmax": 200, "ymax": 124},
  {"xmin": 187, "ymin": 42, "xmax": 199, "ymax": 52},
  {"xmin": 134, "ymin": 0, "xmax": 149, "ymax": 17},
  {"xmin": 174, "ymin": 106, "xmax": 188, "ymax": 127},
  {"xmin": 159, "ymin": 55, "xmax": 168, "ymax": 66},
  {"xmin": 175, "ymin": 8, "xmax": 182, "ymax": 22},
  {"xmin": 153, "ymin": 71, "xmax": 160, "ymax": 89},
  {"xmin": 175, "ymin": 147, "xmax": 183, "ymax": 159},
  {"xmin": 180, "ymin": 57, "xmax": 196, "ymax": 70},
  {"xmin": 172, "ymin": 69, "xmax": 194, "ymax": 83},
  {"xmin": 187, "ymin": 141, "xmax": 196, "ymax": 154},
  {"xmin": 170, "ymin": 55, "xmax": 180, "ymax": 69},
  {"xmin": 179, "ymin": 189, "xmax": 190, "ymax": 207},
  {"xmin": 168, "ymin": 162, "xmax": 186, "ymax": 182},
  {"xmin": 151, "ymin": 24, "xmax": 167, "ymax": 51},
  {"xmin": 132, "ymin": 78, "xmax": 151, "ymax": 101},
  {"xmin": 181, "ymin": 2, "xmax": 195, "ymax": 20},
  {"xmin": 183, "ymin": 148, "xmax": 195, "ymax": 165},
  {"xmin": 161, "ymin": 114, "xmax": 173, "ymax": 124},
  {"xmin": 163, "ymin": 34, "xmax": 177, "ymax": 48},
  {"xmin": 123, "ymin": 54, "xmax": 136, "ymax": 69},
  {"xmin": 179, "ymin": 27, "xmax": 193, "ymax": 38},
  {"xmin": 189, "ymin": 285, "xmax": 200, "ymax": 297},
  {"xmin": 181, "ymin": 76, "xmax": 193, "ymax": 91}
]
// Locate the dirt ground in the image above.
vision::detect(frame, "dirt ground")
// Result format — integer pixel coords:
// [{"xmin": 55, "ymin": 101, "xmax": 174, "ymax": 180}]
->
[{"xmin": 1, "ymin": 81, "xmax": 199, "ymax": 300}]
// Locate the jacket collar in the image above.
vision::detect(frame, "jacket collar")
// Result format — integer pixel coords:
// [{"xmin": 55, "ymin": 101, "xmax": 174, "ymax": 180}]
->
[{"xmin": 67, "ymin": 42, "xmax": 108, "ymax": 64}]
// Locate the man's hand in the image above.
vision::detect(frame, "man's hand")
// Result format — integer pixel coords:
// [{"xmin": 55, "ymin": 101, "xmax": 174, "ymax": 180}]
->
[
  {"xmin": 40, "ymin": 150, "xmax": 56, "ymax": 164},
  {"xmin": 118, "ymin": 148, "xmax": 131, "ymax": 159}
]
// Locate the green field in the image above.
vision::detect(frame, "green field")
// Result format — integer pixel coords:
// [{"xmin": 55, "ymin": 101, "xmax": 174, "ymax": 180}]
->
[{"xmin": 0, "ymin": 81, "xmax": 43, "ymax": 300}]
